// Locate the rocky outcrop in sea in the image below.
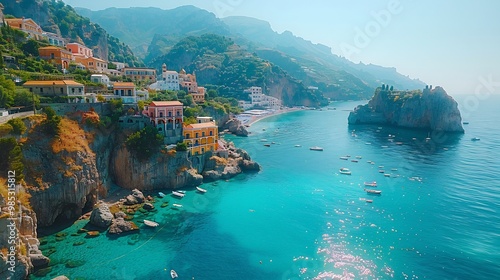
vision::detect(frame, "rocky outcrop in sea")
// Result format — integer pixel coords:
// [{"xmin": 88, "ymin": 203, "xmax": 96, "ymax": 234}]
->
[
  {"xmin": 348, "ymin": 86, "xmax": 464, "ymax": 132},
  {"xmin": 223, "ymin": 118, "xmax": 249, "ymax": 136}
]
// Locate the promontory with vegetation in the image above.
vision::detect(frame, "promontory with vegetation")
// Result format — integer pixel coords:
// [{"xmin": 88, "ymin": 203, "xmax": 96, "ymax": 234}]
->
[{"xmin": 348, "ymin": 85, "xmax": 465, "ymax": 132}]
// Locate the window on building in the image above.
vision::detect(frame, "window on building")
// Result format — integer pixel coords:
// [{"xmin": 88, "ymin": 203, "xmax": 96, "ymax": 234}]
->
[
  {"xmin": 168, "ymin": 112, "xmax": 172, "ymax": 117},
  {"xmin": 209, "ymin": 131, "xmax": 213, "ymax": 136},
  {"xmin": 60, "ymin": 88, "xmax": 63, "ymax": 94},
  {"xmin": 195, "ymin": 133, "xmax": 199, "ymax": 138},
  {"xmin": 201, "ymin": 148, "xmax": 205, "ymax": 153},
  {"xmin": 40, "ymin": 88, "xmax": 43, "ymax": 93},
  {"xmin": 50, "ymin": 53, "xmax": 54, "ymax": 59},
  {"xmin": 72, "ymin": 88, "xmax": 75, "ymax": 93},
  {"xmin": 186, "ymin": 134, "xmax": 190, "ymax": 139},
  {"xmin": 29, "ymin": 88, "xmax": 33, "ymax": 92},
  {"xmin": 79, "ymin": 88, "xmax": 82, "ymax": 93},
  {"xmin": 202, "ymin": 132, "xmax": 205, "ymax": 137},
  {"xmin": 127, "ymin": 90, "xmax": 132, "ymax": 96}
]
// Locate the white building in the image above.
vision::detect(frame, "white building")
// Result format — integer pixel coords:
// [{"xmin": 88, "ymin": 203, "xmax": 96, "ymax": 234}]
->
[
  {"xmin": 240, "ymin": 86, "xmax": 282, "ymax": 109},
  {"xmin": 91, "ymin": 74, "xmax": 110, "ymax": 87},
  {"xmin": 149, "ymin": 63, "xmax": 180, "ymax": 91}
]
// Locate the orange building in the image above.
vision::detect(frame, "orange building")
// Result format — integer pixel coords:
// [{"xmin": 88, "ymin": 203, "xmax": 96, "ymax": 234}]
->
[
  {"xmin": 38, "ymin": 46, "xmax": 73, "ymax": 70},
  {"xmin": 66, "ymin": 42, "xmax": 93, "ymax": 58},
  {"xmin": 5, "ymin": 18, "xmax": 43, "ymax": 40},
  {"xmin": 74, "ymin": 55, "xmax": 108, "ymax": 73},
  {"xmin": 183, "ymin": 117, "xmax": 218, "ymax": 155}
]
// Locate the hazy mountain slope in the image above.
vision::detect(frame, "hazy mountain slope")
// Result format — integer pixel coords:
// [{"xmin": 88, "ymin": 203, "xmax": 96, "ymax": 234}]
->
[{"xmin": 75, "ymin": 6, "xmax": 230, "ymax": 59}]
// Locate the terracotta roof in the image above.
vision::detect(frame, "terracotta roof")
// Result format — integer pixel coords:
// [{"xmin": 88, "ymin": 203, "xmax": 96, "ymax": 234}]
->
[
  {"xmin": 22, "ymin": 80, "xmax": 83, "ymax": 86},
  {"xmin": 184, "ymin": 122, "xmax": 217, "ymax": 129},
  {"xmin": 149, "ymin": 101, "xmax": 183, "ymax": 107},
  {"xmin": 113, "ymin": 82, "xmax": 135, "ymax": 88}
]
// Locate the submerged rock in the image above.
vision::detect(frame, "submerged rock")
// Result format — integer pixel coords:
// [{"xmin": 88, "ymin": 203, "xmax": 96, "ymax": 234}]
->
[
  {"xmin": 348, "ymin": 86, "xmax": 464, "ymax": 132},
  {"xmin": 108, "ymin": 218, "xmax": 139, "ymax": 235}
]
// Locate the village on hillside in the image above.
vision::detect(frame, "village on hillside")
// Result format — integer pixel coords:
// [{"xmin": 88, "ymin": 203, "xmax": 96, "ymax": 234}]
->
[{"xmin": 0, "ymin": 12, "xmax": 284, "ymax": 157}]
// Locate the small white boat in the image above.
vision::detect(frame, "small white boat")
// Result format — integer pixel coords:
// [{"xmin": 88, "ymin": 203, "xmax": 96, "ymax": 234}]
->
[
  {"xmin": 364, "ymin": 181, "xmax": 377, "ymax": 187},
  {"xmin": 178, "ymin": 190, "xmax": 186, "ymax": 194},
  {"xmin": 294, "ymin": 144, "xmax": 302, "ymax": 147},
  {"xmin": 378, "ymin": 165, "xmax": 384, "ymax": 168},
  {"xmin": 172, "ymin": 203, "xmax": 183, "ymax": 208},
  {"xmin": 196, "ymin": 186, "xmax": 207, "ymax": 193},
  {"xmin": 158, "ymin": 192, "xmax": 166, "ymax": 198},
  {"xmin": 381, "ymin": 145, "xmax": 389, "ymax": 148},
  {"xmin": 366, "ymin": 199, "xmax": 373, "ymax": 203},
  {"xmin": 260, "ymin": 139, "xmax": 268, "ymax": 142},
  {"xmin": 310, "ymin": 146, "xmax": 324, "ymax": 151},
  {"xmin": 365, "ymin": 189, "xmax": 382, "ymax": 194},
  {"xmin": 391, "ymin": 168, "xmax": 398, "ymax": 171},
  {"xmin": 172, "ymin": 191, "xmax": 185, "ymax": 198},
  {"xmin": 143, "ymin": 220, "xmax": 159, "ymax": 228},
  {"xmin": 384, "ymin": 174, "xmax": 391, "ymax": 177},
  {"xmin": 463, "ymin": 122, "xmax": 469, "ymax": 125},
  {"xmin": 471, "ymin": 137, "xmax": 480, "ymax": 141},
  {"xmin": 378, "ymin": 170, "xmax": 385, "ymax": 173},
  {"xmin": 351, "ymin": 159, "xmax": 358, "ymax": 163},
  {"xmin": 339, "ymin": 168, "xmax": 351, "ymax": 175},
  {"xmin": 171, "ymin": 269, "xmax": 178, "ymax": 279},
  {"xmin": 356, "ymin": 156, "xmax": 362, "ymax": 159},
  {"xmin": 340, "ymin": 156, "xmax": 348, "ymax": 160}
]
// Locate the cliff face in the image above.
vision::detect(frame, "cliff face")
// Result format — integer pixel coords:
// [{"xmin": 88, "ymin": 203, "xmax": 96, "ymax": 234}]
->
[
  {"xmin": 112, "ymin": 147, "xmax": 203, "ymax": 191},
  {"xmin": 23, "ymin": 118, "xmax": 102, "ymax": 227},
  {"xmin": 348, "ymin": 87, "xmax": 464, "ymax": 132}
]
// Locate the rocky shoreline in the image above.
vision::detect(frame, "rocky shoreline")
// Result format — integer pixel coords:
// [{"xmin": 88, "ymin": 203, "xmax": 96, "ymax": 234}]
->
[{"xmin": 348, "ymin": 86, "xmax": 464, "ymax": 132}]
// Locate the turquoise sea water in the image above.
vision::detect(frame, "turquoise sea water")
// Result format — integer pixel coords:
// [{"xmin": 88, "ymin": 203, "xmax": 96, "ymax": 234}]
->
[{"xmin": 33, "ymin": 95, "xmax": 500, "ymax": 280}]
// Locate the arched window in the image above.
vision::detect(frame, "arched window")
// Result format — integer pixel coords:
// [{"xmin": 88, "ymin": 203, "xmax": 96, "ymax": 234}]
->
[{"xmin": 209, "ymin": 131, "xmax": 213, "ymax": 136}]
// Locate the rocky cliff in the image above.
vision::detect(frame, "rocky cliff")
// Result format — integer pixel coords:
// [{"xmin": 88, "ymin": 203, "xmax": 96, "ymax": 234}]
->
[{"xmin": 348, "ymin": 86, "xmax": 464, "ymax": 132}]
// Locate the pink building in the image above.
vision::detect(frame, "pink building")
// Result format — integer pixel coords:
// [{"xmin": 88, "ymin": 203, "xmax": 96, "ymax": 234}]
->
[{"xmin": 143, "ymin": 101, "xmax": 184, "ymax": 144}]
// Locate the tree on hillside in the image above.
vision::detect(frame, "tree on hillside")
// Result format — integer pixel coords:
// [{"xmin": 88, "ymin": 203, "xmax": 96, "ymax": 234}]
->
[{"xmin": 42, "ymin": 107, "xmax": 61, "ymax": 135}]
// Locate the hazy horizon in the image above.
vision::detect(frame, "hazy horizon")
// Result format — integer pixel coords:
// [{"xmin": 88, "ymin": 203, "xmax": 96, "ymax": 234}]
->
[{"xmin": 62, "ymin": 0, "xmax": 500, "ymax": 96}]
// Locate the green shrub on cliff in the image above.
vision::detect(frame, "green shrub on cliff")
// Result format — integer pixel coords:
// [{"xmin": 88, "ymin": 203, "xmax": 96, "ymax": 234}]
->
[
  {"xmin": 7, "ymin": 118, "xmax": 26, "ymax": 135},
  {"xmin": 126, "ymin": 126, "xmax": 164, "ymax": 161},
  {"xmin": 175, "ymin": 142, "xmax": 188, "ymax": 152},
  {"xmin": 0, "ymin": 137, "xmax": 24, "ymax": 180},
  {"xmin": 42, "ymin": 107, "xmax": 61, "ymax": 136}
]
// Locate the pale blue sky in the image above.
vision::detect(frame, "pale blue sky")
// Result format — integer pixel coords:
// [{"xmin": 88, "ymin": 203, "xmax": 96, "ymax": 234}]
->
[{"xmin": 63, "ymin": 0, "xmax": 500, "ymax": 94}]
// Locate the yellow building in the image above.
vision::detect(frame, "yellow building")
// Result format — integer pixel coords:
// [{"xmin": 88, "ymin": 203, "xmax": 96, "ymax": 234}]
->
[
  {"xmin": 23, "ymin": 80, "xmax": 85, "ymax": 102},
  {"xmin": 38, "ymin": 46, "xmax": 73, "ymax": 70},
  {"xmin": 122, "ymin": 67, "xmax": 157, "ymax": 83},
  {"xmin": 183, "ymin": 117, "xmax": 218, "ymax": 155},
  {"xmin": 73, "ymin": 55, "xmax": 108, "ymax": 73}
]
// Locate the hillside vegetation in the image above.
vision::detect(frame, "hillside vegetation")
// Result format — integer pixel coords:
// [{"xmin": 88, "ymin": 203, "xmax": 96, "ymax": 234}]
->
[
  {"xmin": 151, "ymin": 34, "xmax": 327, "ymax": 106},
  {"xmin": 2, "ymin": 0, "xmax": 143, "ymax": 66}
]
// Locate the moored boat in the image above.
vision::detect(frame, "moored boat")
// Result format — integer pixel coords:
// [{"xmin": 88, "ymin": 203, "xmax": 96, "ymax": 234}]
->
[
  {"xmin": 310, "ymin": 146, "xmax": 324, "ymax": 151},
  {"xmin": 364, "ymin": 181, "xmax": 377, "ymax": 187},
  {"xmin": 143, "ymin": 220, "xmax": 159, "ymax": 228},
  {"xmin": 172, "ymin": 203, "xmax": 183, "ymax": 208},
  {"xmin": 366, "ymin": 199, "xmax": 373, "ymax": 203},
  {"xmin": 171, "ymin": 269, "xmax": 178, "ymax": 279},
  {"xmin": 365, "ymin": 189, "xmax": 382, "ymax": 194},
  {"xmin": 158, "ymin": 192, "xmax": 166, "ymax": 198},
  {"xmin": 339, "ymin": 168, "xmax": 351, "ymax": 175},
  {"xmin": 196, "ymin": 186, "xmax": 207, "ymax": 193},
  {"xmin": 471, "ymin": 137, "xmax": 480, "ymax": 141},
  {"xmin": 340, "ymin": 156, "xmax": 348, "ymax": 160},
  {"xmin": 172, "ymin": 191, "xmax": 185, "ymax": 198}
]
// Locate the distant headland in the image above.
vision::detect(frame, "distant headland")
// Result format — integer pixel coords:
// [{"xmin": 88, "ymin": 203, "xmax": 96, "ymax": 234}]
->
[{"xmin": 348, "ymin": 85, "xmax": 464, "ymax": 133}]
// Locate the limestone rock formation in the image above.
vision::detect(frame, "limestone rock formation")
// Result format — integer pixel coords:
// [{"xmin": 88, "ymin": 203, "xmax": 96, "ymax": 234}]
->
[
  {"xmin": 89, "ymin": 204, "xmax": 114, "ymax": 228},
  {"xmin": 348, "ymin": 86, "xmax": 464, "ymax": 132},
  {"xmin": 223, "ymin": 118, "xmax": 249, "ymax": 136}
]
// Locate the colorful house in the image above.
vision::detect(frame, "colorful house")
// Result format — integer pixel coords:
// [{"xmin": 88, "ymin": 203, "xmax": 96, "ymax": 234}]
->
[
  {"xmin": 43, "ymin": 32, "xmax": 66, "ymax": 47},
  {"xmin": 143, "ymin": 101, "xmax": 183, "ymax": 144},
  {"xmin": 5, "ymin": 18, "xmax": 43, "ymax": 40},
  {"xmin": 23, "ymin": 80, "xmax": 85, "ymax": 102},
  {"xmin": 149, "ymin": 63, "xmax": 180, "ymax": 91},
  {"xmin": 38, "ymin": 46, "xmax": 73, "ymax": 70},
  {"xmin": 192, "ymin": 87, "xmax": 206, "ymax": 103},
  {"xmin": 73, "ymin": 56, "xmax": 108, "ymax": 73},
  {"xmin": 122, "ymin": 67, "xmax": 157, "ymax": 83},
  {"xmin": 66, "ymin": 42, "xmax": 93, "ymax": 58},
  {"xmin": 113, "ymin": 82, "xmax": 136, "ymax": 104},
  {"xmin": 183, "ymin": 117, "xmax": 218, "ymax": 155}
]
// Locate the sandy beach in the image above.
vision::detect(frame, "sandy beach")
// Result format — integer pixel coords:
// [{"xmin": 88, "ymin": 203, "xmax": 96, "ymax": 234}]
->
[{"xmin": 236, "ymin": 107, "xmax": 304, "ymax": 127}]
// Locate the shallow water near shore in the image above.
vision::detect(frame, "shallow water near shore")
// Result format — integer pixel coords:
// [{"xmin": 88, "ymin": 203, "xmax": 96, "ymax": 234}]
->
[{"xmin": 33, "ymin": 96, "xmax": 500, "ymax": 279}]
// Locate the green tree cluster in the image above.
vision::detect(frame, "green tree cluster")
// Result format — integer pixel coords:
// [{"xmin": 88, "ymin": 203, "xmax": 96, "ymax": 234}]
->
[
  {"xmin": 125, "ymin": 126, "xmax": 164, "ymax": 161},
  {"xmin": 7, "ymin": 118, "xmax": 26, "ymax": 135},
  {"xmin": 42, "ymin": 106, "xmax": 62, "ymax": 136},
  {"xmin": 0, "ymin": 137, "xmax": 24, "ymax": 180}
]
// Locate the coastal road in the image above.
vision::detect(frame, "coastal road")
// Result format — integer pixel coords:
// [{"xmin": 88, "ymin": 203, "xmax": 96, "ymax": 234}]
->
[{"xmin": 0, "ymin": 111, "xmax": 36, "ymax": 125}]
